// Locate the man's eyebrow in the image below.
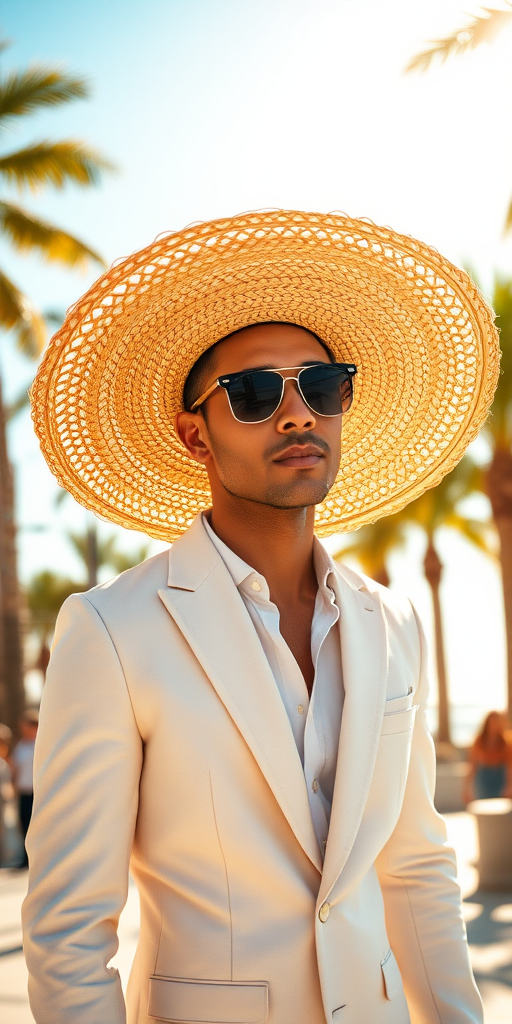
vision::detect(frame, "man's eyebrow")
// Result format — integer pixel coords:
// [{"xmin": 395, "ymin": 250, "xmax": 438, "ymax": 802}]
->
[
  {"xmin": 234, "ymin": 364, "xmax": 274, "ymax": 373},
  {"xmin": 224, "ymin": 360, "xmax": 328, "ymax": 374}
]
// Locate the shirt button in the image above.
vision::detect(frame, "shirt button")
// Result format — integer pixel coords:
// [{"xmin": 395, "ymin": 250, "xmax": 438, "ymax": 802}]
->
[
  {"xmin": 297, "ymin": 704, "xmax": 304, "ymax": 715},
  {"xmin": 312, "ymin": 779, "xmax": 319, "ymax": 793},
  {"xmin": 319, "ymin": 902, "xmax": 330, "ymax": 923},
  {"xmin": 251, "ymin": 580, "xmax": 261, "ymax": 592}
]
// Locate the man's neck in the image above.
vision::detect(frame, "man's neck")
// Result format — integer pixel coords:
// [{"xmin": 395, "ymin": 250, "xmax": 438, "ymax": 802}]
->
[{"xmin": 208, "ymin": 497, "xmax": 318, "ymax": 608}]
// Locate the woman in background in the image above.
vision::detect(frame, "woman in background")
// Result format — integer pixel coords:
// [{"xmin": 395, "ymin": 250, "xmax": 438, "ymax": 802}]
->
[
  {"xmin": 465, "ymin": 711, "xmax": 512, "ymax": 802},
  {"xmin": 0, "ymin": 723, "xmax": 13, "ymax": 866}
]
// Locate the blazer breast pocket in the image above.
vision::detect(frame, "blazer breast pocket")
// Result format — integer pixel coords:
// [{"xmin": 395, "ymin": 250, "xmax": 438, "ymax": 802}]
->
[
  {"xmin": 380, "ymin": 705, "xmax": 418, "ymax": 736},
  {"xmin": 148, "ymin": 976, "xmax": 269, "ymax": 1023},
  {"xmin": 383, "ymin": 689, "xmax": 413, "ymax": 715},
  {"xmin": 375, "ymin": 706, "xmax": 418, "ymax": 818}
]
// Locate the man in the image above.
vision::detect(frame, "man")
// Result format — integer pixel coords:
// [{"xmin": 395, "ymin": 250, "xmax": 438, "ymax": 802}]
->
[{"xmin": 24, "ymin": 210, "xmax": 499, "ymax": 1023}]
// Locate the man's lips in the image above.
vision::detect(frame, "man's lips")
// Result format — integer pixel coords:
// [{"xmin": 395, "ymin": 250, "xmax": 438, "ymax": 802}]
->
[{"xmin": 273, "ymin": 445, "xmax": 325, "ymax": 468}]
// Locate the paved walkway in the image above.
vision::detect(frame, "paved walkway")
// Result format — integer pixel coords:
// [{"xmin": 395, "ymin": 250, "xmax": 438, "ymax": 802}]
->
[{"xmin": 1, "ymin": 813, "xmax": 511, "ymax": 1022}]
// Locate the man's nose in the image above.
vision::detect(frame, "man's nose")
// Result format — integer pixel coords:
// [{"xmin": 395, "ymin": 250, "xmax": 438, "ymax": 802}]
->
[{"xmin": 274, "ymin": 378, "xmax": 316, "ymax": 433}]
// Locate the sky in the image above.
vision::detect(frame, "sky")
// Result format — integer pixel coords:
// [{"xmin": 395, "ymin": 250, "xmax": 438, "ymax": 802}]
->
[{"xmin": 2, "ymin": 0, "xmax": 512, "ymax": 734}]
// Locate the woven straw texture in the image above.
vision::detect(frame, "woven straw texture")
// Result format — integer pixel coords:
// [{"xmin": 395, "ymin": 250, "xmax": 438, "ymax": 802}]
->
[{"xmin": 31, "ymin": 209, "xmax": 500, "ymax": 541}]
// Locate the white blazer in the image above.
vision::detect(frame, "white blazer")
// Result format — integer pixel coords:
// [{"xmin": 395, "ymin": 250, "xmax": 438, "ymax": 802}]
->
[{"xmin": 23, "ymin": 514, "xmax": 482, "ymax": 1024}]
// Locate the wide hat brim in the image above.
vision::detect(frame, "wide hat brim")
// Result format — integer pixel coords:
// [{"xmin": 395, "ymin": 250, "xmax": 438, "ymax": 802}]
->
[{"xmin": 31, "ymin": 209, "xmax": 500, "ymax": 541}]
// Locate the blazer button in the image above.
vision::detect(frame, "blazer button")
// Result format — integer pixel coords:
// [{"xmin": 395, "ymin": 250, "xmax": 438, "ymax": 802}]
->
[{"xmin": 319, "ymin": 902, "xmax": 330, "ymax": 923}]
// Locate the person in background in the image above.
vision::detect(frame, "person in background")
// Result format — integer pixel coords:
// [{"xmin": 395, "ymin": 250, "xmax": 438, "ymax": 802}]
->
[
  {"xmin": 464, "ymin": 711, "xmax": 512, "ymax": 802},
  {"xmin": 0, "ymin": 723, "xmax": 13, "ymax": 866},
  {"xmin": 11, "ymin": 709, "xmax": 39, "ymax": 868}
]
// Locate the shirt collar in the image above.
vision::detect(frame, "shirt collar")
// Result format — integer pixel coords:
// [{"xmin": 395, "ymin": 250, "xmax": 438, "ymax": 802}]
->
[
  {"xmin": 202, "ymin": 512, "xmax": 337, "ymax": 599},
  {"xmin": 202, "ymin": 513, "xmax": 258, "ymax": 589},
  {"xmin": 312, "ymin": 535, "xmax": 337, "ymax": 595}
]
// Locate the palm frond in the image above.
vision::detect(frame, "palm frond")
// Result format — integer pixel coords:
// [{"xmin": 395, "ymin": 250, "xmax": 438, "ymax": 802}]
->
[
  {"xmin": 0, "ymin": 201, "xmax": 105, "ymax": 268},
  {"xmin": 404, "ymin": 454, "xmax": 486, "ymax": 533},
  {"xmin": 444, "ymin": 512, "xmax": 498, "ymax": 557},
  {"xmin": 483, "ymin": 277, "xmax": 512, "ymax": 446},
  {"xmin": 5, "ymin": 387, "xmax": 30, "ymax": 422},
  {"xmin": 44, "ymin": 309, "xmax": 65, "ymax": 328},
  {"xmin": 26, "ymin": 569, "xmax": 83, "ymax": 624},
  {"xmin": 405, "ymin": 5, "xmax": 512, "ymax": 73},
  {"xmin": 66, "ymin": 529, "xmax": 149, "ymax": 576},
  {"xmin": 333, "ymin": 514, "xmax": 408, "ymax": 579},
  {"xmin": 0, "ymin": 66, "xmax": 89, "ymax": 124},
  {"xmin": 107, "ymin": 543, "xmax": 151, "ymax": 574},
  {"xmin": 0, "ymin": 268, "xmax": 46, "ymax": 356},
  {"xmin": 0, "ymin": 140, "xmax": 115, "ymax": 191},
  {"xmin": 333, "ymin": 453, "xmax": 492, "ymax": 583},
  {"xmin": 504, "ymin": 194, "xmax": 512, "ymax": 234},
  {"xmin": 55, "ymin": 486, "xmax": 69, "ymax": 508}
]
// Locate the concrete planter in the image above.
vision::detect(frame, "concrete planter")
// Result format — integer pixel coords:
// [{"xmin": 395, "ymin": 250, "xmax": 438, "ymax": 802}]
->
[
  {"xmin": 467, "ymin": 798, "xmax": 512, "ymax": 891},
  {"xmin": 434, "ymin": 761, "xmax": 470, "ymax": 813}
]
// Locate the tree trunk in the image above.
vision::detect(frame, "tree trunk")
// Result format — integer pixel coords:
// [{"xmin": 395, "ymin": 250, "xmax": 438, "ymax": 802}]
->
[
  {"xmin": 374, "ymin": 566, "xmax": 390, "ymax": 589},
  {"xmin": 423, "ymin": 539, "xmax": 452, "ymax": 745},
  {"xmin": 486, "ymin": 448, "xmax": 512, "ymax": 718},
  {"xmin": 0, "ymin": 372, "xmax": 25, "ymax": 730},
  {"xmin": 86, "ymin": 516, "xmax": 98, "ymax": 589}
]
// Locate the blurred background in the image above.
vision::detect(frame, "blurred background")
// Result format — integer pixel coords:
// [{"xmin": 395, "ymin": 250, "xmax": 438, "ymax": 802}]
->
[{"xmin": 1, "ymin": 1, "xmax": 512, "ymax": 1021}]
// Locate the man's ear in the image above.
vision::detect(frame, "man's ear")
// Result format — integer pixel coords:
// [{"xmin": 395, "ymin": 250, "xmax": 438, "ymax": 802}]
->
[{"xmin": 175, "ymin": 411, "xmax": 211, "ymax": 465}]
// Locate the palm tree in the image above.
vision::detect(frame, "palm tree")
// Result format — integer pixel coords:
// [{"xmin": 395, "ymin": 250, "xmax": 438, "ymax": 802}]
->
[
  {"xmin": 66, "ymin": 527, "xmax": 150, "ymax": 586},
  {"xmin": 333, "ymin": 515, "xmax": 408, "ymax": 588},
  {"xmin": 406, "ymin": 3, "xmax": 512, "ymax": 230},
  {"xmin": 403, "ymin": 458, "xmax": 495, "ymax": 746},
  {"xmin": 0, "ymin": 40, "xmax": 113, "ymax": 730},
  {"xmin": 335, "ymin": 456, "xmax": 495, "ymax": 744},
  {"xmin": 483, "ymin": 279, "xmax": 512, "ymax": 716},
  {"xmin": 26, "ymin": 533, "xmax": 150, "ymax": 679},
  {"xmin": 26, "ymin": 570, "xmax": 82, "ymax": 678},
  {"xmin": 406, "ymin": 4, "xmax": 512, "ymax": 74},
  {"xmin": 407, "ymin": 13, "xmax": 512, "ymax": 711}
]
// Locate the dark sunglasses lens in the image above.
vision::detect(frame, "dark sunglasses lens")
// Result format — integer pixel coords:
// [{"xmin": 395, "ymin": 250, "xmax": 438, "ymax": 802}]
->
[
  {"xmin": 300, "ymin": 365, "xmax": 353, "ymax": 416},
  {"xmin": 227, "ymin": 371, "xmax": 283, "ymax": 422}
]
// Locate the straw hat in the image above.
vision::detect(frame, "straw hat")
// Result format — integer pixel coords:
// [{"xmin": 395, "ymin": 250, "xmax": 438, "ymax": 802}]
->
[{"xmin": 31, "ymin": 209, "xmax": 499, "ymax": 541}]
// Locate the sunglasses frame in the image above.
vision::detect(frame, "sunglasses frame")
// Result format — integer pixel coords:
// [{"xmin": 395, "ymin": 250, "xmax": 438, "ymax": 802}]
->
[{"xmin": 190, "ymin": 362, "xmax": 358, "ymax": 424}]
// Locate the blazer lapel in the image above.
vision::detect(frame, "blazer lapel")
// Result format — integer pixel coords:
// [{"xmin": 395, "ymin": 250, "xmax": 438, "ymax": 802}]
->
[
  {"xmin": 319, "ymin": 569, "xmax": 389, "ymax": 904},
  {"xmin": 158, "ymin": 515, "xmax": 323, "ymax": 875}
]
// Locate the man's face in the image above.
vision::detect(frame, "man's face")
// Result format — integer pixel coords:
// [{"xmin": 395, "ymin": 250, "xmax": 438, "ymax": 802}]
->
[{"xmin": 176, "ymin": 324, "xmax": 343, "ymax": 510}]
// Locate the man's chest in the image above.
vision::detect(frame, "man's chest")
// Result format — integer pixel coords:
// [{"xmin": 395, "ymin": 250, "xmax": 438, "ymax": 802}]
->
[{"xmin": 278, "ymin": 602, "xmax": 316, "ymax": 693}]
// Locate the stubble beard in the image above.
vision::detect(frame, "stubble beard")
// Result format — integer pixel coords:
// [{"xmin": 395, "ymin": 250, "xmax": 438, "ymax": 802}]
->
[
  {"xmin": 207, "ymin": 428, "xmax": 338, "ymax": 511},
  {"xmin": 219, "ymin": 473, "xmax": 333, "ymax": 510},
  {"xmin": 261, "ymin": 478, "xmax": 332, "ymax": 509}
]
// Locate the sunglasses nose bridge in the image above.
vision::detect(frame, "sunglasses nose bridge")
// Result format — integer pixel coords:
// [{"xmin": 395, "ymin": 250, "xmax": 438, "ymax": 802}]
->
[
  {"xmin": 274, "ymin": 374, "xmax": 305, "ymax": 410},
  {"xmin": 277, "ymin": 374, "xmax": 318, "ymax": 425},
  {"xmin": 281, "ymin": 373, "xmax": 301, "ymax": 390}
]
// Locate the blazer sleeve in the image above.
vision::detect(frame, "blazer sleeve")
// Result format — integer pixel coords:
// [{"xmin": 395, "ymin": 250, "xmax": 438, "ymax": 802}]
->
[
  {"xmin": 376, "ymin": 604, "xmax": 483, "ymax": 1024},
  {"xmin": 22, "ymin": 593, "xmax": 143, "ymax": 1024}
]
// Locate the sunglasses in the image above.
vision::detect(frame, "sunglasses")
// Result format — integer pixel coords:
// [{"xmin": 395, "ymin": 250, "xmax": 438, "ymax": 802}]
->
[{"xmin": 190, "ymin": 362, "xmax": 357, "ymax": 424}]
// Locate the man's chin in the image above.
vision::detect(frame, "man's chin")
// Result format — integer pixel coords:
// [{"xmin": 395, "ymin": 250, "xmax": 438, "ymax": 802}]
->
[{"xmin": 262, "ymin": 480, "xmax": 333, "ymax": 509}]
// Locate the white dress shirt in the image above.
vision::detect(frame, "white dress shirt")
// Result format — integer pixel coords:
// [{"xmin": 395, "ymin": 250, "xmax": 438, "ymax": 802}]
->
[{"xmin": 203, "ymin": 514, "xmax": 344, "ymax": 852}]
